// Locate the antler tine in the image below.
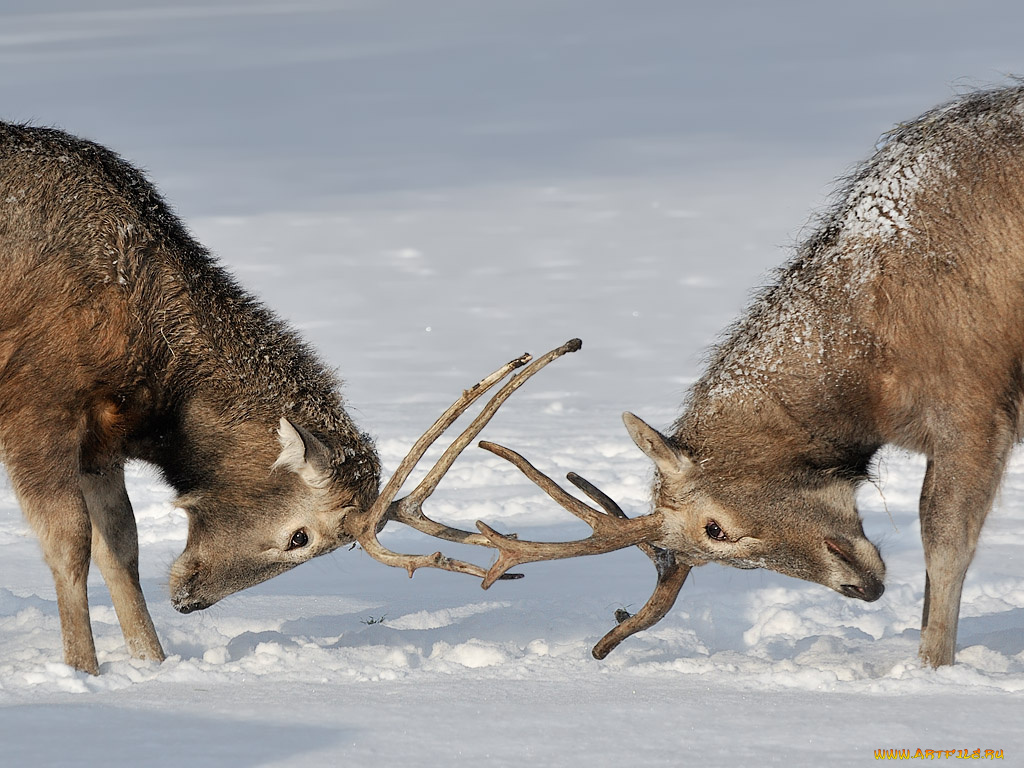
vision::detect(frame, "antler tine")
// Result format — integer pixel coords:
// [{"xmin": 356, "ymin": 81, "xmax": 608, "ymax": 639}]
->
[
  {"xmin": 474, "ymin": 442, "xmax": 664, "ymax": 589},
  {"xmin": 349, "ymin": 339, "xmax": 582, "ymax": 579},
  {"xmin": 565, "ymin": 472, "xmax": 627, "ymax": 519},
  {"xmin": 478, "ymin": 442, "xmax": 611, "ymax": 528},
  {"xmin": 374, "ymin": 350, "xmax": 533, "ymax": 524},
  {"xmin": 592, "ymin": 554, "xmax": 690, "ymax": 659}
]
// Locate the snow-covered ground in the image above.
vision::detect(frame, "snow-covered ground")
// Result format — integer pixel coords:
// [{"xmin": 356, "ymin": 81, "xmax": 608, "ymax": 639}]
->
[{"xmin": 1, "ymin": 1, "xmax": 1023, "ymax": 765}]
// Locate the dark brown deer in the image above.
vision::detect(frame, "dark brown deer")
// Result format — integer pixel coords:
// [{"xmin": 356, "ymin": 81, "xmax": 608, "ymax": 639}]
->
[
  {"xmin": 0, "ymin": 120, "xmax": 578, "ymax": 674},
  {"xmin": 472, "ymin": 85, "xmax": 1024, "ymax": 668}
]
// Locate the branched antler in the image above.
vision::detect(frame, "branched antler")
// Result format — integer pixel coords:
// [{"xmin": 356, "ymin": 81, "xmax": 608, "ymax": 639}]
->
[
  {"xmin": 344, "ymin": 339, "xmax": 582, "ymax": 579},
  {"xmin": 473, "ymin": 441, "xmax": 689, "ymax": 658},
  {"xmin": 566, "ymin": 473, "xmax": 691, "ymax": 659}
]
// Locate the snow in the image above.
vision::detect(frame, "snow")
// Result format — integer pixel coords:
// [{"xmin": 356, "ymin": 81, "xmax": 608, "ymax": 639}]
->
[
  {"xmin": 838, "ymin": 139, "xmax": 947, "ymax": 244},
  {"xmin": 2, "ymin": 0, "xmax": 1024, "ymax": 765}
]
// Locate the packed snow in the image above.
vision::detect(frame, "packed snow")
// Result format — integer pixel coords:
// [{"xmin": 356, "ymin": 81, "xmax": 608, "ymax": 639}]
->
[{"xmin": 1, "ymin": 1, "xmax": 1022, "ymax": 765}]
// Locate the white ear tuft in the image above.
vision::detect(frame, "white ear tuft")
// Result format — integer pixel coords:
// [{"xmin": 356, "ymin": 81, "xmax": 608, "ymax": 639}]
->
[
  {"xmin": 273, "ymin": 417, "xmax": 332, "ymax": 488},
  {"xmin": 622, "ymin": 412, "xmax": 694, "ymax": 476},
  {"xmin": 274, "ymin": 417, "xmax": 307, "ymax": 472}
]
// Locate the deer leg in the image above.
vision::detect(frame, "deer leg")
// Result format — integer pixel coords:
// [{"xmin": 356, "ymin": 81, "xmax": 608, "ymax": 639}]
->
[
  {"xmin": 80, "ymin": 467, "xmax": 165, "ymax": 662},
  {"xmin": 15, "ymin": 481, "xmax": 98, "ymax": 675},
  {"xmin": 1, "ymin": 409, "xmax": 105, "ymax": 673},
  {"xmin": 917, "ymin": 432, "xmax": 1010, "ymax": 668}
]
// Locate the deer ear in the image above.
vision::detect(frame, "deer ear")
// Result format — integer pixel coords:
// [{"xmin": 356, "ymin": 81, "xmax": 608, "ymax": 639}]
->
[
  {"xmin": 274, "ymin": 418, "xmax": 332, "ymax": 488},
  {"xmin": 622, "ymin": 412, "xmax": 694, "ymax": 476}
]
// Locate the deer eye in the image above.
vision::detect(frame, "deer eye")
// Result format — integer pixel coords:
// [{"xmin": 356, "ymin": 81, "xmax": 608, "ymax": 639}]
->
[
  {"xmin": 705, "ymin": 521, "xmax": 727, "ymax": 541},
  {"xmin": 287, "ymin": 529, "xmax": 310, "ymax": 550}
]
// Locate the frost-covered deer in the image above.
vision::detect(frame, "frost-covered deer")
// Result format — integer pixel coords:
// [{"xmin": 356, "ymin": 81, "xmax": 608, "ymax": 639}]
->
[
  {"xmin": 472, "ymin": 85, "xmax": 1024, "ymax": 667},
  {"xmin": 0, "ymin": 121, "xmax": 577, "ymax": 674}
]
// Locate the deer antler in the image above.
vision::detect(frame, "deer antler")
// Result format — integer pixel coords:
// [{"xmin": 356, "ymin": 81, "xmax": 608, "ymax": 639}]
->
[
  {"xmin": 345, "ymin": 339, "xmax": 582, "ymax": 580},
  {"xmin": 474, "ymin": 442, "xmax": 689, "ymax": 658}
]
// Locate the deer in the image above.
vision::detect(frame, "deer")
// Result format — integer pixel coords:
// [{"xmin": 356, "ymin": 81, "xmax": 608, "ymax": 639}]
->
[
  {"xmin": 468, "ymin": 84, "xmax": 1024, "ymax": 668},
  {"xmin": 0, "ymin": 120, "xmax": 580, "ymax": 674}
]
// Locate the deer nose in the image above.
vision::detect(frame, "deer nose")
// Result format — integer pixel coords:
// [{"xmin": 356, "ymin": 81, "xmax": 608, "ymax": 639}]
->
[
  {"xmin": 170, "ymin": 572, "xmax": 210, "ymax": 613},
  {"xmin": 839, "ymin": 579, "xmax": 885, "ymax": 602},
  {"xmin": 826, "ymin": 537, "xmax": 885, "ymax": 601}
]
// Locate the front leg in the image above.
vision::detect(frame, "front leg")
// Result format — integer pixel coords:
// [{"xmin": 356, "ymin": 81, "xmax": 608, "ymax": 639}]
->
[
  {"xmin": 81, "ymin": 467, "xmax": 165, "ymax": 663},
  {"xmin": 918, "ymin": 434, "xmax": 1010, "ymax": 667},
  {"xmin": 5, "ymin": 417, "xmax": 105, "ymax": 674},
  {"xmin": 16, "ymin": 483, "xmax": 98, "ymax": 675}
]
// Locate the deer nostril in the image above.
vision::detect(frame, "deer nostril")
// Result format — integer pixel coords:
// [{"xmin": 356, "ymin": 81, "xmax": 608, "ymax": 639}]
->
[
  {"xmin": 827, "ymin": 538, "xmax": 885, "ymax": 602},
  {"xmin": 840, "ymin": 580, "xmax": 884, "ymax": 602},
  {"xmin": 171, "ymin": 572, "xmax": 205, "ymax": 613},
  {"xmin": 862, "ymin": 578, "xmax": 885, "ymax": 602}
]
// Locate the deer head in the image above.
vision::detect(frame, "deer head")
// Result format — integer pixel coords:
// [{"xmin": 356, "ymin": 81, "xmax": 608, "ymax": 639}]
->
[{"xmin": 473, "ymin": 411, "xmax": 885, "ymax": 659}]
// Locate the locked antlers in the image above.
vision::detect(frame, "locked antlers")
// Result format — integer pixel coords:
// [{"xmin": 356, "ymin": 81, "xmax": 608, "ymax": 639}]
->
[
  {"xmin": 345, "ymin": 342, "xmax": 683, "ymax": 659},
  {"xmin": 344, "ymin": 339, "xmax": 582, "ymax": 579}
]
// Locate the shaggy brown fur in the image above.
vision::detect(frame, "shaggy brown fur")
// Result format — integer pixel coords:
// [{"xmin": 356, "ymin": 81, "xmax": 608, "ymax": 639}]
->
[
  {"xmin": 0, "ymin": 123, "xmax": 380, "ymax": 674},
  {"xmin": 629, "ymin": 85, "xmax": 1024, "ymax": 667}
]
